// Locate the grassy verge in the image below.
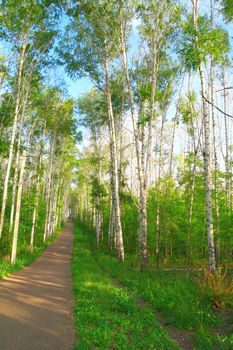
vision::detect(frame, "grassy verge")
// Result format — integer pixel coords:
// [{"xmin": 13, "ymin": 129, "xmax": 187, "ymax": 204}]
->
[
  {"xmin": 73, "ymin": 222, "xmax": 233, "ymax": 350},
  {"xmin": 72, "ymin": 222, "xmax": 180, "ymax": 350},
  {"xmin": 97, "ymin": 254, "xmax": 233, "ymax": 349},
  {"xmin": 0, "ymin": 225, "xmax": 63, "ymax": 279}
]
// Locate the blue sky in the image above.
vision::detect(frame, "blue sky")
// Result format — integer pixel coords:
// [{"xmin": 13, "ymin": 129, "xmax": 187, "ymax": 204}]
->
[
  {"xmin": 60, "ymin": 0, "xmax": 233, "ymax": 102},
  {"xmin": 62, "ymin": 71, "xmax": 93, "ymax": 99}
]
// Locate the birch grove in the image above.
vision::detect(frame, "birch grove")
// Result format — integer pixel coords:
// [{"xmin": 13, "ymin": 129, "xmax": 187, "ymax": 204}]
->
[
  {"xmin": 0, "ymin": 0, "xmax": 78, "ymax": 262},
  {"xmin": 58, "ymin": 0, "xmax": 233, "ymax": 272},
  {"xmin": 0, "ymin": 0, "xmax": 233, "ymax": 274}
]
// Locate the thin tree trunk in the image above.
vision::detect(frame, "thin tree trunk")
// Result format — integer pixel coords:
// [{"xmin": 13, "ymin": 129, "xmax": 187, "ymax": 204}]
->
[
  {"xmin": 155, "ymin": 114, "xmax": 165, "ymax": 268},
  {"xmin": 210, "ymin": 0, "xmax": 220, "ymax": 265},
  {"xmin": 145, "ymin": 31, "xmax": 158, "ymax": 185},
  {"xmin": 169, "ymin": 79, "xmax": 184, "ymax": 176},
  {"xmin": 103, "ymin": 52, "xmax": 124, "ymax": 262},
  {"xmin": 119, "ymin": 21, "xmax": 147, "ymax": 269},
  {"xmin": 200, "ymin": 69, "xmax": 216, "ymax": 271},
  {"xmin": 11, "ymin": 151, "xmax": 27, "ymax": 264},
  {"xmin": 0, "ymin": 38, "xmax": 27, "ymax": 237},
  {"xmin": 186, "ymin": 78, "xmax": 200, "ymax": 264},
  {"xmin": 139, "ymin": 105, "xmax": 148, "ymax": 270},
  {"xmin": 223, "ymin": 71, "xmax": 230, "ymax": 209},
  {"xmin": 192, "ymin": 0, "xmax": 216, "ymax": 272},
  {"xmin": 47, "ymin": 173, "xmax": 54, "ymax": 237},
  {"xmin": 9, "ymin": 140, "xmax": 21, "ymax": 235},
  {"xmin": 9, "ymin": 84, "xmax": 30, "ymax": 235},
  {"xmin": 43, "ymin": 137, "xmax": 54, "ymax": 242},
  {"xmin": 30, "ymin": 157, "xmax": 42, "ymax": 251},
  {"xmin": 186, "ymin": 146, "xmax": 197, "ymax": 264},
  {"xmin": 30, "ymin": 128, "xmax": 45, "ymax": 250},
  {"xmin": 54, "ymin": 180, "xmax": 62, "ymax": 229}
]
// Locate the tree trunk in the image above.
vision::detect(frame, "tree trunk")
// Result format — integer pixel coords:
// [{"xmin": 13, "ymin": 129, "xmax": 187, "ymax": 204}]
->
[
  {"xmin": 145, "ymin": 31, "xmax": 158, "ymax": 186},
  {"xmin": 210, "ymin": 0, "xmax": 220, "ymax": 265},
  {"xmin": 9, "ymin": 140, "xmax": 21, "ymax": 235},
  {"xmin": 43, "ymin": 141, "xmax": 53, "ymax": 242},
  {"xmin": 223, "ymin": 71, "xmax": 230, "ymax": 209},
  {"xmin": 192, "ymin": 0, "xmax": 216, "ymax": 272},
  {"xmin": 155, "ymin": 114, "xmax": 165, "ymax": 268},
  {"xmin": 119, "ymin": 22, "xmax": 147, "ymax": 269},
  {"xmin": 11, "ymin": 151, "xmax": 27, "ymax": 264},
  {"xmin": 199, "ymin": 65, "xmax": 216, "ymax": 272},
  {"xmin": 103, "ymin": 52, "xmax": 124, "ymax": 262},
  {"xmin": 30, "ymin": 156, "xmax": 42, "ymax": 251},
  {"xmin": 0, "ymin": 38, "xmax": 27, "ymax": 238},
  {"xmin": 169, "ymin": 79, "xmax": 184, "ymax": 176}
]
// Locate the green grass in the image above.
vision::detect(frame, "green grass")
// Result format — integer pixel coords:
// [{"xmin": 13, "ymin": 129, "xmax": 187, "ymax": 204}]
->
[
  {"xmin": 72, "ymin": 222, "xmax": 180, "ymax": 350},
  {"xmin": 73, "ymin": 222, "xmax": 233, "ymax": 350},
  {"xmin": 97, "ymin": 254, "xmax": 233, "ymax": 349},
  {"xmin": 0, "ymin": 227, "xmax": 62, "ymax": 279}
]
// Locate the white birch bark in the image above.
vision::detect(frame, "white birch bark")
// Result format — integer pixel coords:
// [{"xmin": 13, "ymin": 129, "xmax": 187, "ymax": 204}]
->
[
  {"xmin": 29, "ymin": 126, "xmax": 46, "ymax": 250},
  {"xmin": 0, "ymin": 38, "xmax": 27, "ymax": 237},
  {"xmin": 11, "ymin": 151, "xmax": 27, "ymax": 264},
  {"xmin": 223, "ymin": 72, "xmax": 230, "ymax": 208},
  {"xmin": 30, "ymin": 155, "xmax": 42, "ymax": 251},
  {"xmin": 155, "ymin": 114, "xmax": 165, "ymax": 268},
  {"xmin": 43, "ymin": 135, "xmax": 54, "ymax": 241},
  {"xmin": 9, "ymin": 84, "xmax": 30, "ymax": 235},
  {"xmin": 210, "ymin": 0, "xmax": 220, "ymax": 265},
  {"xmin": 192, "ymin": 0, "xmax": 216, "ymax": 271},
  {"xmin": 119, "ymin": 21, "xmax": 147, "ymax": 269},
  {"xmin": 103, "ymin": 52, "xmax": 124, "ymax": 261}
]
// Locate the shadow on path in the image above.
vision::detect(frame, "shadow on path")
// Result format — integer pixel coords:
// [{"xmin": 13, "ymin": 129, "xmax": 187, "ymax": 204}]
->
[{"xmin": 0, "ymin": 222, "xmax": 74, "ymax": 350}]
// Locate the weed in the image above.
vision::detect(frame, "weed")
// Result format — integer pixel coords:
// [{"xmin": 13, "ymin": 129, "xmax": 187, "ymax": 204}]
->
[{"xmin": 197, "ymin": 267, "xmax": 233, "ymax": 309}]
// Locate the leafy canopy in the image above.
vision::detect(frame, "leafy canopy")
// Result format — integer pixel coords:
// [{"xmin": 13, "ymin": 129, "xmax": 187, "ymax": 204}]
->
[
  {"xmin": 180, "ymin": 14, "xmax": 229, "ymax": 70},
  {"xmin": 221, "ymin": 0, "xmax": 233, "ymax": 22}
]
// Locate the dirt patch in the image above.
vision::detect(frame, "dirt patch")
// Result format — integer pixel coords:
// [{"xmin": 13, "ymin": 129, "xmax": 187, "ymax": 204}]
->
[
  {"xmin": 212, "ymin": 308, "xmax": 233, "ymax": 337},
  {"xmin": 111, "ymin": 278, "xmax": 123, "ymax": 289},
  {"xmin": 155, "ymin": 311, "xmax": 194, "ymax": 350},
  {"xmin": 111, "ymin": 274, "xmax": 194, "ymax": 350},
  {"xmin": 135, "ymin": 298, "xmax": 194, "ymax": 350}
]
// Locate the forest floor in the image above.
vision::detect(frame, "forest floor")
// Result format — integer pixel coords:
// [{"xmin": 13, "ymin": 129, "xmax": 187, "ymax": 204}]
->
[
  {"xmin": 73, "ymin": 221, "xmax": 233, "ymax": 350},
  {"xmin": 0, "ymin": 223, "xmax": 74, "ymax": 350}
]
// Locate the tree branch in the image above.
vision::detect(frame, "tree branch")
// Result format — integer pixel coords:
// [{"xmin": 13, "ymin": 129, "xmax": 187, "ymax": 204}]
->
[
  {"xmin": 201, "ymin": 94, "xmax": 233, "ymax": 119},
  {"xmin": 216, "ymin": 86, "xmax": 233, "ymax": 92}
]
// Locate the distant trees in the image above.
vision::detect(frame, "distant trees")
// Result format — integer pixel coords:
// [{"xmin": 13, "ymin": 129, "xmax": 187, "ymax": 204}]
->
[{"xmin": 77, "ymin": 90, "xmax": 107, "ymax": 248}]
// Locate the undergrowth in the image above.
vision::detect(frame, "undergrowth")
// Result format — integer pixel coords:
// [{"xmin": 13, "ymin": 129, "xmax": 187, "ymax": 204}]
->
[
  {"xmin": 74, "ymin": 221, "xmax": 233, "ymax": 350},
  {"xmin": 196, "ymin": 268, "xmax": 233, "ymax": 309},
  {"xmin": 72, "ymin": 221, "xmax": 180, "ymax": 350}
]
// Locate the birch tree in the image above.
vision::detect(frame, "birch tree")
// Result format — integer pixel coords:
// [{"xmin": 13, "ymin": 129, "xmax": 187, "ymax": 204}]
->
[
  {"xmin": 59, "ymin": 0, "xmax": 125, "ymax": 261},
  {"xmin": 180, "ymin": 0, "xmax": 229, "ymax": 271},
  {"xmin": 117, "ymin": 0, "xmax": 181, "ymax": 269},
  {"xmin": 0, "ymin": 0, "xmax": 60, "ymax": 238}
]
